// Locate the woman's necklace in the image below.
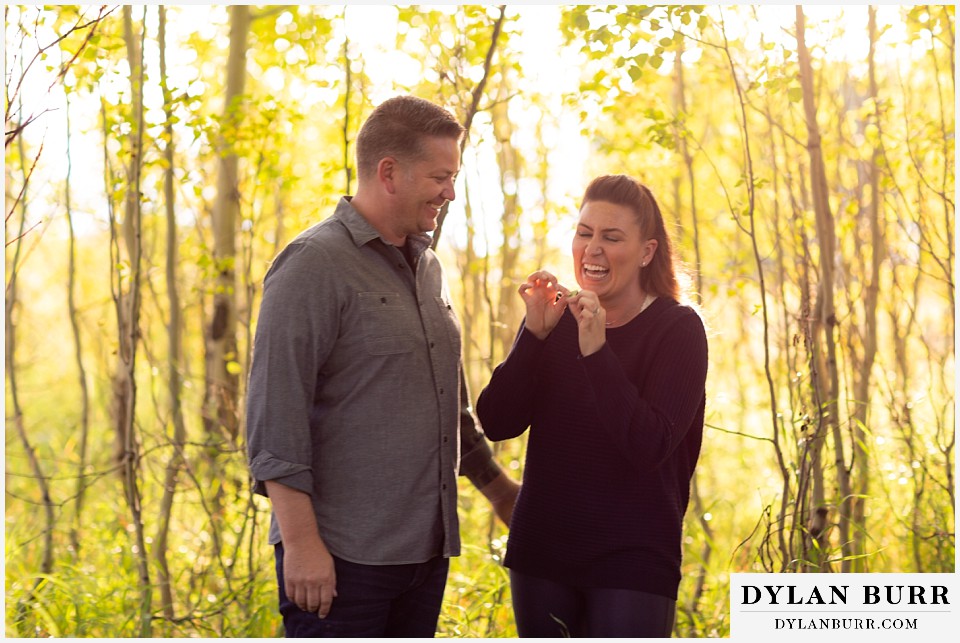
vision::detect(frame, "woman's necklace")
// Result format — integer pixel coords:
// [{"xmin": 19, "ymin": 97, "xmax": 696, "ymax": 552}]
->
[{"xmin": 605, "ymin": 293, "xmax": 655, "ymax": 327}]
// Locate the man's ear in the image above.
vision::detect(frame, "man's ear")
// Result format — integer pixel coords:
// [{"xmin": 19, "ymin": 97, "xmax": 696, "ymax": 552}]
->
[{"xmin": 378, "ymin": 157, "xmax": 399, "ymax": 195}]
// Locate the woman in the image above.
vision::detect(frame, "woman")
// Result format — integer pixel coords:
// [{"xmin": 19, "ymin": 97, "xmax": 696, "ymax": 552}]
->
[{"xmin": 476, "ymin": 174, "xmax": 708, "ymax": 638}]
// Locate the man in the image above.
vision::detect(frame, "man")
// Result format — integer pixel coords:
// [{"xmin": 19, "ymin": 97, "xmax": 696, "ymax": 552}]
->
[{"xmin": 246, "ymin": 95, "xmax": 519, "ymax": 638}]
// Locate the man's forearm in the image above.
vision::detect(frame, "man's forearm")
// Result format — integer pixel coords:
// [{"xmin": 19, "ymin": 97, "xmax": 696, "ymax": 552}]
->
[
  {"xmin": 264, "ymin": 480, "xmax": 325, "ymax": 549},
  {"xmin": 477, "ymin": 471, "xmax": 521, "ymax": 526},
  {"xmin": 265, "ymin": 480, "xmax": 338, "ymax": 618}
]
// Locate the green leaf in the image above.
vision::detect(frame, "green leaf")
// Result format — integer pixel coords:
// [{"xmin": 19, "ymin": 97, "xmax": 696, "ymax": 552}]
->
[
  {"xmin": 649, "ymin": 54, "xmax": 663, "ymax": 69},
  {"xmin": 788, "ymin": 87, "xmax": 803, "ymax": 103},
  {"xmin": 592, "ymin": 25, "xmax": 611, "ymax": 45}
]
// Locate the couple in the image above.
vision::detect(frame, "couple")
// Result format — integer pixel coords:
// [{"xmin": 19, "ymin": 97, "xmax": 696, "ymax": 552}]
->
[{"xmin": 245, "ymin": 96, "xmax": 708, "ymax": 638}]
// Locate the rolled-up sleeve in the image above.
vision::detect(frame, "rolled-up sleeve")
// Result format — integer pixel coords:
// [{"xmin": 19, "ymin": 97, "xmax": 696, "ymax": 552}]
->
[
  {"xmin": 248, "ymin": 451, "xmax": 311, "ymax": 496},
  {"xmin": 246, "ymin": 241, "xmax": 338, "ymax": 497}
]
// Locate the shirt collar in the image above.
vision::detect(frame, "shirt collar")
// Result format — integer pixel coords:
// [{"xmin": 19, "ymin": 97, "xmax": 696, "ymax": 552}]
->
[{"xmin": 334, "ymin": 196, "xmax": 432, "ymax": 258}]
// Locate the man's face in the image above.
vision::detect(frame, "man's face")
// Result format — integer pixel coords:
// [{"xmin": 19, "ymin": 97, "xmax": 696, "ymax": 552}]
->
[{"xmin": 392, "ymin": 136, "xmax": 460, "ymax": 239}]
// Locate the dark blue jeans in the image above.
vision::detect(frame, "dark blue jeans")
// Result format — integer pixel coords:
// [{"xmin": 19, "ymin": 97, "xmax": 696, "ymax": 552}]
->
[
  {"xmin": 274, "ymin": 543, "xmax": 449, "ymax": 638},
  {"xmin": 510, "ymin": 569, "xmax": 676, "ymax": 637}
]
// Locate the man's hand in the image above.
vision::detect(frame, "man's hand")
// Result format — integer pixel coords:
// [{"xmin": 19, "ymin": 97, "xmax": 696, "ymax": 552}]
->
[
  {"xmin": 478, "ymin": 471, "xmax": 521, "ymax": 526},
  {"xmin": 266, "ymin": 480, "xmax": 339, "ymax": 618},
  {"xmin": 282, "ymin": 541, "xmax": 338, "ymax": 618}
]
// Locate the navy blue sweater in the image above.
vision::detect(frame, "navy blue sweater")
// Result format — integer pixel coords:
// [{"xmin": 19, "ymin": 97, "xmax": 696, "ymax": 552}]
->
[{"xmin": 476, "ymin": 297, "xmax": 708, "ymax": 599}]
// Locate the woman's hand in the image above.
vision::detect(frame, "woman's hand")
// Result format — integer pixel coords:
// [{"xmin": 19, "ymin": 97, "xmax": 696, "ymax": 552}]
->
[
  {"xmin": 566, "ymin": 290, "xmax": 606, "ymax": 356},
  {"xmin": 519, "ymin": 271, "xmax": 570, "ymax": 340}
]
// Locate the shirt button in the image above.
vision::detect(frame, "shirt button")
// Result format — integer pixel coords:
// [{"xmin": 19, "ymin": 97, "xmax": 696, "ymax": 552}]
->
[
  {"xmin": 442, "ymin": 484, "xmax": 448, "ymax": 490},
  {"xmin": 439, "ymin": 388, "xmax": 444, "ymax": 394},
  {"xmin": 442, "ymin": 436, "xmax": 449, "ymax": 443},
  {"xmin": 430, "ymin": 341, "xmax": 435, "ymax": 348}
]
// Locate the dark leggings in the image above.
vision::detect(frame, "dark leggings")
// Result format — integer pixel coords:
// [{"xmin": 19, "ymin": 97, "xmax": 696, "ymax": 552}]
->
[{"xmin": 510, "ymin": 569, "xmax": 676, "ymax": 638}]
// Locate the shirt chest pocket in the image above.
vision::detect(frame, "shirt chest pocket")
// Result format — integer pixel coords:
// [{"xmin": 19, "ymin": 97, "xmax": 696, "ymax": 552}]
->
[{"xmin": 358, "ymin": 292, "xmax": 415, "ymax": 355}]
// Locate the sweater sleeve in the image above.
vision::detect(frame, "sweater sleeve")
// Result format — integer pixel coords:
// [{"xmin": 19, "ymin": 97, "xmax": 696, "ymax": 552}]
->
[
  {"xmin": 579, "ymin": 310, "xmax": 708, "ymax": 470},
  {"xmin": 457, "ymin": 372, "xmax": 503, "ymax": 487},
  {"xmin": 475, "ymin": 322, "xmax": 547, "ymax": 441}
]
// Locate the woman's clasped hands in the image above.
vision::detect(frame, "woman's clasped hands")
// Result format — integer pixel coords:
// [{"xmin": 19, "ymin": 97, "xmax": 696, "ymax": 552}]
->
[{"xmin": 518, "ymin": 271, "xmax": 606, "ymax": 356}]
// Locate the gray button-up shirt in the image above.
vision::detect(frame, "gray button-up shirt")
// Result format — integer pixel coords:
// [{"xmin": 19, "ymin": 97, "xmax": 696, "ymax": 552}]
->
[{"xmin": 246, "ymin": 197, "xmax": 499, "ymax": 565}]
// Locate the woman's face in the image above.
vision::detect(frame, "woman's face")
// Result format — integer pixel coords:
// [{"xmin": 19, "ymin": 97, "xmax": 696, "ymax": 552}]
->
[{"xmin": 572, "ymin": 200, "xmax": 657, "ymax": 305}]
